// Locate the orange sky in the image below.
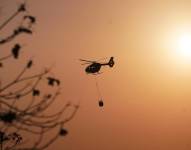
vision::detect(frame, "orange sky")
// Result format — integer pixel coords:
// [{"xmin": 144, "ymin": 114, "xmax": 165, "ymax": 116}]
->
[{"xmin": 2, "ymin": 0, "xmax": 191, "ymax": 149}]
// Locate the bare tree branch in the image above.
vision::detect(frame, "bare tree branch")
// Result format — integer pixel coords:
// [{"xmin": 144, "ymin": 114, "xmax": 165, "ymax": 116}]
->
[{"xmin": 0, "ymin": 2, "xmax": 78, "ymax": 150}]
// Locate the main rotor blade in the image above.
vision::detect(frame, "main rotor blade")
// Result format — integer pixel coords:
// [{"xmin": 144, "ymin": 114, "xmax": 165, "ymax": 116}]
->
[
  {"xmin": 96, "ymin": 57, "xmax": 108, "ymax": 62},
  {"xmin": 79, "ymin": 59, "xmax": 95, "ymax": 63},
  {"xmin": 81, "ymin": 62, "xmax": 91, "ymax": 65}
]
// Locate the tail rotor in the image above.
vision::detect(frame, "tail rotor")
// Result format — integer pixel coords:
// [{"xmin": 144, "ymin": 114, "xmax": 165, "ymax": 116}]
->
[{"xmin": 108, "ymin": 57, "xmax": 114, "ymax": 67}]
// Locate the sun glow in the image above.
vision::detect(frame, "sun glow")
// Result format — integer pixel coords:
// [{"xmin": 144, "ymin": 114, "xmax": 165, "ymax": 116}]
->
[
  {"xmin": 177, "ymin": 33, "xmax": 191, "ymax": 59},
  {"xmin": 166, "ymin": 29, "xmax": 191, "ymax": 70}
]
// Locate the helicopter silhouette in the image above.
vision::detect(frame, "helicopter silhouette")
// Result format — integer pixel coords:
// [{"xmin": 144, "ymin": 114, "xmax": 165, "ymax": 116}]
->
[{"xmin": 80, "ymin": 57, "xmax": 114, "ymax": 74}]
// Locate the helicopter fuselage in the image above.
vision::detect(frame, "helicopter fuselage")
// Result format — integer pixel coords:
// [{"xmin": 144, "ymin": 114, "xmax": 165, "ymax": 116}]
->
[
  {"xmin": 85, "ymin": 63, "xmax": 102, "ymax": 74},
  {"xmin": 81, "ymin": 57, "xmax": 114, "ymax": 74}
]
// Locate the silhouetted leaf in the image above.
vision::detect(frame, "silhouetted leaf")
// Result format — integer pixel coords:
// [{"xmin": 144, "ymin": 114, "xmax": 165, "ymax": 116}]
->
[
  {"xmin": 18, "ymin": 27, "xmax": 32, "ymax": 34},
  {"xmin": 0, "ymin": 62, "xmax": 3, "ymax": 68},
  {"xmin": 12, "ymin": 132, "xmax": 22, "ymax": 144},
  {"xmin": 18, "ymin": 3, "xmax": 26, "ymax": 12},
  {"xmin": 16, "ymin": 94, "xmax": 21, "ymax": 99},
  {"xmin": 14, "ymin": 27, "xmax": 32, "ymax": 35},
  {"xmin": 55, "ymin": 79, "xmax": 60, "ymax": 86},
  {"xmin": 0, "ymin": 131, "xmax": 5, "ymax": 139},
  {"xmin": 0, "ymin": 132, "xmax": 9, "ymax": 142},
  {"xmin": 0, "ymin": 111, "xmax": 17, "ymax": 123},
  {"xmin": 12, "ymin": 44, "xmax": 21, "ymax": 59},
  {"xmin": 46, "ymin": 94, "xmax": 52, "ymax": 99},
  {"xmin": 27, "ymin": 60, "xmax": 33, "ymax": 68},
  {"xmin": 47, "ymin": 77, "xmax": 54, "ymax": 86},
  {"xmin": 47, "ymin": 77, "xmax": 60, "ymax": 86},
  {"xmin": 32, "ymin": 89, "xmax": 40, "ymax": 96},
  {"xmin": 24, "ymin": 15, "xmax": 36, "ymax": 24},
  {"xmin": 59, "ymin": 128, "xmax": 68, "ymax": 136}
]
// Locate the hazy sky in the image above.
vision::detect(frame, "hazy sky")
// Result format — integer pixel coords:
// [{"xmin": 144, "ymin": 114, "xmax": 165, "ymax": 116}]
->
[{"xmin": 2, "ymin": 0, "xmax": 191, "ymax": 150}]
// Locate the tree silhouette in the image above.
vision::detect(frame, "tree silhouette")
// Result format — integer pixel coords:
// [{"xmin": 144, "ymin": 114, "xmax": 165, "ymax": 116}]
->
[{"xmin": 0, "ymin": 3, "xmax": 78, "ymax": 150}]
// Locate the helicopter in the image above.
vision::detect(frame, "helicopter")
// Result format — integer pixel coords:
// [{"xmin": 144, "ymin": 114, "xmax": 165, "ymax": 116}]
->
[{"xmin": 80, "ymin": 57, "xmax": 114, "ymax": 74}]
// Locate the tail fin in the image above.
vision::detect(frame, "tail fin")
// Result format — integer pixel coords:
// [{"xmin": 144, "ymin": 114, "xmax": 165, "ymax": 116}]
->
[{"xmin": 108, "ymin": 57, "xmax": 114, "ymax": 67}]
